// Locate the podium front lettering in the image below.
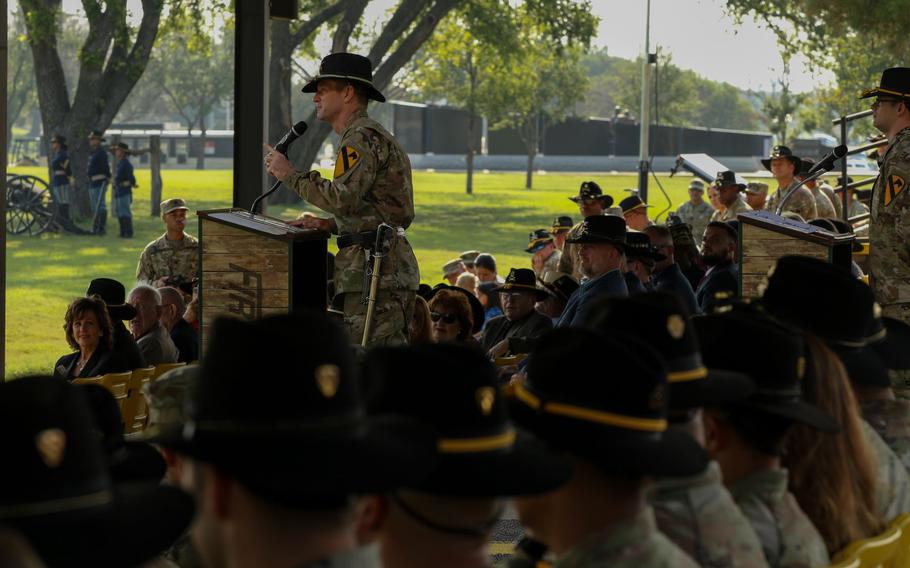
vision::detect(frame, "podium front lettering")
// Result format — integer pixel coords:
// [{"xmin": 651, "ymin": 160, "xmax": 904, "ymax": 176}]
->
[{"xmin": 226, "ymin": 263, "xmax": 263, "ymax": 320}]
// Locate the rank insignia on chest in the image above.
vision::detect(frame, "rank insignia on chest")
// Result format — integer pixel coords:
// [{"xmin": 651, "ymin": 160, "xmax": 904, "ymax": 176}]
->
[
  {"xmin": 885, "ymin": 174, "xmax": 906, "ymax": 206},
  {"xmin": 334, "ymin": 146, "xmax": 360, "ymax": 178}
]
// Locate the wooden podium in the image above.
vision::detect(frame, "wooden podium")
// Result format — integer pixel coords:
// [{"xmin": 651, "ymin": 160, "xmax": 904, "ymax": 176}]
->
[
  {"xmin": 197, "ymin": 209, "xmax": 329, "ymax": 352},
  {"xmin": 738, "ymin": 210, "xmax": 855, "ymax": 298}
]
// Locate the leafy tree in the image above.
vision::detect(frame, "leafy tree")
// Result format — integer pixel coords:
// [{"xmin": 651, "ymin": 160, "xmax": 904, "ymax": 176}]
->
[{"xmin": 7, "ymin": 10, "xmax": 37, "ymax": 149}]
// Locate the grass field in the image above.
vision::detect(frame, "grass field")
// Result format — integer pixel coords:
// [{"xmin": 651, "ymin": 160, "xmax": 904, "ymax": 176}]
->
[{"xmin": 5, "ymin": 165, "xmax": 708, "ymax": 377}]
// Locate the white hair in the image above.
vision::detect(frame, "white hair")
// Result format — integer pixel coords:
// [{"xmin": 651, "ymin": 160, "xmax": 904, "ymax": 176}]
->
[{"xmin": 129, "ymin": 284, "xmax": 162, "ymax": 306}]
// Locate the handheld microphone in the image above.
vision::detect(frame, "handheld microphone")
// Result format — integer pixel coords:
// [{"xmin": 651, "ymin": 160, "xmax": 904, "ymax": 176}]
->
[
  {"xmin": 251, "ymin": 121, "xmax": 309, "ymax": 214},
  {"xmin": 807, "ymin": 145, "xmax": 848, "ymax": 176}
]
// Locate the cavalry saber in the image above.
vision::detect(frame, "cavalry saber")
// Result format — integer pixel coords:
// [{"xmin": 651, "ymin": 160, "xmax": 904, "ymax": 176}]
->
[{"xmin": 361, "ymin": 224, "xmax": 395, "ymax": 346}]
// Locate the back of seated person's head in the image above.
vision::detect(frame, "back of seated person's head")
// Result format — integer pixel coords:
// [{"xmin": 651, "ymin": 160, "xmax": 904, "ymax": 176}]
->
[
  {"xmin": 410, "ymin": 296, "xmax": 433, "ymax": 345},
  {"xmin": 158, "ymin": 286, "xmax": 185, "ymax": 314},
  {"xmin": 454, "ymin": 272, "xmax": 477, "ymax": 293},
  {"xmin": 476, "ymin": 281, "xmax": 502, "ymax": 310}
]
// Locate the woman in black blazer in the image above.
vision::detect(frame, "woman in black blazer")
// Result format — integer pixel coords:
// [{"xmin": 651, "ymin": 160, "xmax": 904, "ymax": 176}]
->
[{"xmin": 54, "ymin": 296, "xmax": 129, "ymax": 380}]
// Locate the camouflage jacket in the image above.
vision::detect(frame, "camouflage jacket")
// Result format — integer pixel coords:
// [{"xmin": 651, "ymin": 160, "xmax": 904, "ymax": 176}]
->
[
  {"xmin": 711, "ymin": 195, "xmax": 753, "ymax": 223},
  {"xmin": 810, "ymin": 186, "xmax": 837, "ymax": 219},
  {"xmin": 818, "ymin": 183, "xmax": 843, "ymax": 218},
  {"xmin": 136, "ymin": 232, "xmax": 199, "ymax": 285},
  {"xmin": 553, "ymin": 506, "xmax": 699, "ymax": 568},
  {"xmin": 766, "ymin": 180, "xmax": 818, "ymax": 221},
  {"xmin": 286, "ymin": 110, "xmax": 420, "ymax": 294},
  {"xmin": 870, "ymin": 126, "xmax": 910, "ymax": 310},
  {"xmin": 676, "ymin": 200, "xmax": 715, "ymax": 241},
  {"xmin": 862, "ymin": 419, "xmax": 910, "ymax": 521},
  {"xmin": 861, "ymin": 398, "xmax": 910, "ymax": 473},
  {"xmin": 729, "ymin": 468, "xmax": 830, "ymax": 568},
  {"xmin": 535, "ymin": 249, "xmax": 562, "ymax": 277},
  {"xmin": 650, "ymin": 462, "xmax": 769, "ymax": 568}
]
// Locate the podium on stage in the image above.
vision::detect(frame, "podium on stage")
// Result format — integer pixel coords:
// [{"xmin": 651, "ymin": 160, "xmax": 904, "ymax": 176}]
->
[
  {"xmin": 197, "ymin": 208, "xmax": 329, "ymax": 352},
  {"xmin": 738, "ymin": 210, "xmax": 855, "ymax": 298}
]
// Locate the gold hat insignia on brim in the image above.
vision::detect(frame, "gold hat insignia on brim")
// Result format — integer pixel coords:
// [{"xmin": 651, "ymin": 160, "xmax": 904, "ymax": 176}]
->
[
  {"xmin": 476, "ymin": 386, "xmax": 496, "ymax": 416},
  {"xmin": 667, "ymin": 314, "xmax": 686, "ymax": 340},
  {"xmin": 315, "ymin": 364, "xmax": 340, "ymax": 398},
  {"xmin": 797, "ymin": 357, "xmax": 806, "ymax": 380},
  {"xmin": 35, "ymin": 428, "xmax": 66, "ymax": 468}
]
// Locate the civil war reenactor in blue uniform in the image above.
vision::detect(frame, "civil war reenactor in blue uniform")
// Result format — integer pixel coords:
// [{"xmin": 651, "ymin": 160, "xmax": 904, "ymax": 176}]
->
[
  {"xmin": 111, "ymin": 142, "xmax": 136, "ymax": 238},
  {"xmin": 87, "ymin": 130, "xmax": 111, "ymax": 235},
  {"xmin": 49, "ymin": 134, "xmax": 73, "ymax": 223}
]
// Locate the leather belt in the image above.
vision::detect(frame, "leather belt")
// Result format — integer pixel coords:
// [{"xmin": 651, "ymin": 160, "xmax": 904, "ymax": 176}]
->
[
  {"xmin": 90, "ymin": 174, "xmax": 108, "ymax": 182},
  {"xmin": 337, "ymin": 230, "xmax": 378, "ymax": 250}
]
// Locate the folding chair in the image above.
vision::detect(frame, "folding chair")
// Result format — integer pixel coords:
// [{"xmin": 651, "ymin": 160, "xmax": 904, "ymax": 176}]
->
[
  {"xmin": 151, "ymin": 362, "xmax": 186, "ymax": 380},
  {"xmin": 829, "ymin": 519, "xmax": 903, "ymax": 568},
  {"xmin": 99, "ymin": 371, "xmax": 133, "ymax": 415},
  {"xmin": 122, "ymin": 367, "xmax": 155, "ymax": 433}
]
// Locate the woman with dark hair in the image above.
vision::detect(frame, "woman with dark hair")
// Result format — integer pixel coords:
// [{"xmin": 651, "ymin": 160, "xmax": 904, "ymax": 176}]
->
[
  {"xmin": 784, "ymin": 334, "xmax": 883, "ymax": 554},
  {"xmin": 427, "ymin": 289, "xmax": 475, "ymax": 345},
  {"xmin": 54, "ymin": 296, "xmax": 129, "ymax": 380},
  {"xmin": 476, "ymin": 281, "xmax": 503, "ymax": 327}
]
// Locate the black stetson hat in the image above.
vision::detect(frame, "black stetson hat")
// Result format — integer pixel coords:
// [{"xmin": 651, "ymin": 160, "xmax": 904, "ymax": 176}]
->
[
  {"xmin": 537, "ymin": 271, "xmax": 579, "ymax": 303},
  {"xmin": 713, "ymin": 170, "xmax": 746, "ymax": 191},
  {"xmin": 550, "ymin": 215, "xmax": 574, "ymax": 234},
  {"xmin": 86, "ymin": 278, "xmax": 137, "ymax": 320},
  {"xmin": 565, "ymin": 214, "xmax": 627, "ymax": 247},
  {"xmin": 761, "ymin": 145, "xmax": 802, "ymax": 171},
  {"xmin": 493, "ymin": 268, "xmax": 549, "ymax": 301},
  {"xmin": 431, "ymin": 283, "xmax": 485, "ymax": 334},
  {"xmin": 619, "ymin": 195, "xmax": 652, "ymax": 214},
  {"xmin": 625, "ymin": 230, "xmax": 666, "ymax": 262},
  {"xmin": 568, "ymin": 181, "xmax": 614, "ymax": 207},
  {"xmin": 860, "ymin": 67, "xmax": 910, "ymax": 101},
  {"xmin": 50, "ymin": 134, "xmax": 66, "ymax": 145},
  {"xmin": 587, "ymin": 292, "xmax": 754, "ymax": 410},
  {"xmin": 88, "ymin": 130, "xmax": 106, "ymax": 142},
  {"xmin": 363, "ymin": 343, "xmax": 572, "ymax": 496},
  {"xmin": 152, "ymin": 312, "xmax": 437, "ymax": 507},
  {"xmin": 0, "ymin": 376, "xmax": 194, "ymax": 568},
  {"xmin": 301, "ymin": 52, "xmax": 386, "ymax": 102},
  {"xmin": 694, "ymin": 311, "xmax": 841, "ymax": 431},
  {"xmin": 507, "ymin": 328, "xmax": 708, "ymax": 477},
  {"xmin": 110, "ymin": 141, "xmax": 129, "ymax": 153},
  {"xmin": 526, "ymin": 229, "xmax": 554, "ymax": 254}
]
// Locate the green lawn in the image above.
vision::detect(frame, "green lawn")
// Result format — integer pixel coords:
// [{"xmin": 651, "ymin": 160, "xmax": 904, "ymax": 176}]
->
[{"xmin": 4, "ymin": 166, "xmax": 702, "ymax": 378}]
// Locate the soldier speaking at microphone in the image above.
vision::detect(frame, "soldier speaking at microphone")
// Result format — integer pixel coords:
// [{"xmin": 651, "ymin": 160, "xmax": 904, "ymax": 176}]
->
[{"xmin": 266, "ymin": 53, "xmax": 419, "ymax": 345}]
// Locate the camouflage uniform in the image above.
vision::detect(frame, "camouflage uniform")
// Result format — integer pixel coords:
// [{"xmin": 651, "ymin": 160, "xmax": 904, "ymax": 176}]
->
[
  {"xmin": 539, "ymin": 249, "xmax": 562, "ymax": 277},
  {"xmin": 729, "ymin": 468, "xmax": 830, "ymax": 568},
  {"xmin": 676, "ymin": 200, "xmax": 714, "ymax": 242},
  {"xmin": 650, "ymin": 462, "xmax": 769, "ymax": 568},
  {"xmin": 766, "ymin": 180, "xmax": 819, "ymax": 221},
  {"xmin": 553, "ymin": 506, "xmax": 699, "ymax": 568},
  {"xmin": 818, "ymin": 182, "xmax": 843, "ymax": 218},
  {"xmin": 136, "ymin": 233, "xmax": 199, "ymax": 286},
  {"xmin": 286, "ymin": 109, "xmax": 420, "ymax": 345},
  {"xmin": 861, "ymin": 399, "xmax": 910, "ymax": 472},
  {"xmin": 869, "ymin": 126, "xmax": 910, "ymax": 324},
  {"xmin": 862, "ymin": 419, "xmax": 910, "ymax": 521},
  {"xmin": 710, "ymin": 195, "xmax": 753, "ymax": 223},
  {"xmin": 810, "ymin": 186, "xmax": 837, "ymax": 219}
]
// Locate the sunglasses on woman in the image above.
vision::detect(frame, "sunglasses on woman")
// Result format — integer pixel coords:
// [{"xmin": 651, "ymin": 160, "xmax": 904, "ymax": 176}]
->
[{"xmin": 430, "ymin": 311, "xmax": 457, "ymax": 324}]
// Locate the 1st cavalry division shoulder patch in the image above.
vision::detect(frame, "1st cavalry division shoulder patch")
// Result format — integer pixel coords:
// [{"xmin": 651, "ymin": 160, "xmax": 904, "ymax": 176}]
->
[
  {"xmin": 334, "ymin": 146, "xmax": 361, "ymax": 178},
  {"xmin": 885, "ymin": 174, "xmax": 906, "ymax": 206}
]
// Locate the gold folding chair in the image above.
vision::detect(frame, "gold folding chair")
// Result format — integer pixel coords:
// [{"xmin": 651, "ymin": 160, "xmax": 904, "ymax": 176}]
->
[
  {"xmin": 73, "ymin": 376, "xmax": 103, "ymax": 386},
  {"xmin": 100, "ymin": 371, "xmax": 133, "ymax": 415},
  {"xmin": 830, "ymin": 518, "xmax": 903, "ymax": 568},
  {"xmin": 151, "ymin": 362, "xmax": 186, "ymax": 380},
  {"xmin": 121, "ymin": 367, "xmax": 155, "ymax": 433},
  {"xmin": 886, "ymin": 513, "xmax": 910, "ymax": 568}
]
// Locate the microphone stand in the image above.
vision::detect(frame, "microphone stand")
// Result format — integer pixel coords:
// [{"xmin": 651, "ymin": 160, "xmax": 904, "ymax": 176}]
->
[
  {"xmin": 774, "ymin": 168, "xmax": 829, "ymax": 215},
  {"xmin": 249, "ymin": 179, "xmax": 282, "ymax": 216}
]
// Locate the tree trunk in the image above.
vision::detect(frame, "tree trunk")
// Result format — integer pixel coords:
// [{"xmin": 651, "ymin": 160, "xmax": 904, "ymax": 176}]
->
[
  {"xmin": 150, "ymin": 135, "xmax": 162, "ymax": 216},
  {"xmin": 185, "ymin": 127, "xmax": 193, "ymax": 169},
  {"xmin": 196, "ymin": 121, "xmax": 206, "ymax": 170},
  {"xmin": 526, "ymin": 150, "xmax": 535, "ymax": 189}
]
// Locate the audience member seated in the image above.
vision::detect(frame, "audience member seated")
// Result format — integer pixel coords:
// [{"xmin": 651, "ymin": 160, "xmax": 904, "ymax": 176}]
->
[
  {"xmin": 158, "ymin": 286, "xmax": 198, "ymax": 363},
  {"xmin": 427, "ymin": 289, "xmax": 476, "ymax": 345},
  {"xmin": 667, "ymin": 219, "xmax": 705, "ymax": 292},
  {"xmin": 455, "ymin": 271, "xmax": 477, "ymax": 294},
  {"xmin": 476, "ymin": 281, "xmax": 503, "ymax": 325},
  {"xmin": 480, "ymin": 269, "xmax": 552, "ymax": 359},
  {"xmin": 643, "ymin": 225, "xmax": 697, "ymax": 314},
  {"xmin": 460, "ymin": 250, "xmax": 481, "ymax": 274},
  {"xmin": 527, "ymin": 229, "xmax": 561, "ymax": 277},
  {"xmin": 410, "ymin": 295, "xmax": 434, "ymax": 344},
  {"xmin": 128, "ymin": 285, "xmax": 179, "ymax": 365},
  {"xmin": 620, "ymin": 195, "xmax": 653, "ymax": 230},
  {"xmin": 54, "ymin": 296, "xmax": 130, "ymax": 380},
  {"xmin": 624, "ymin": 230, "xmax": 662, "ymax": 292},
  {"xmin": 695, "ymin": 221, "xmax": 739, "ymax": 313},
  {"xmin": 442, "ymin": 259, "xmax": 466, "ymax": 285},
  {"xmin": 474, "ymin": 253, "xmax": 504, "ymax": 284},
  {"xmin": 535, "ymin": 271, "xmax": 578, "ymax": 324},
  {"xmin": 556, "ymin": 215, "xmax": 629, "ymax": 328},
  {"xmin": 86, "ymin": 277, "xmax": 146, "ymax": 369}
]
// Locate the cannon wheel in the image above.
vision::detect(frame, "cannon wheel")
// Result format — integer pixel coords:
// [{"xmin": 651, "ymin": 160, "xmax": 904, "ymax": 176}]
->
[{"xmin": 6, "ymin": 174, "xmax": 57, "ymax": 236}]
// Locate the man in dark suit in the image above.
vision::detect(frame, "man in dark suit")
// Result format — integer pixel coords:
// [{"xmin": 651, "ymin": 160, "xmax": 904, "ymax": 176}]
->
[
  {"xmin": 481, "ymin": 268, "xmax": 553, "ymax": 357},
  {"xmin": 644, "ymin": 225, "xmax": 698, "ymax": 314},
  {"xmin": 556, "ymin": 215, "xmax": 629, "ymax": 328},
  {"xmin": 695, "ymin": 221, "xmax": 739, "ymax": 313}
]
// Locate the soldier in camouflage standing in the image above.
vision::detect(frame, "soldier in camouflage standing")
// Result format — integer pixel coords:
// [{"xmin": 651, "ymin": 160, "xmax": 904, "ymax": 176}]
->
[
  {"xmin": 865, "ymin": 68, "xmax": 910, "ymax": 324},
  {"xmin": 266, "ymin": 53, "xmax": 419, "ymax": 345},
  {"xmin": 675, "ymin": 179, "xmax": 713, "ymax": 241},
  {"xmin": 136, "ymin": 198, "xmax": 199, "ymax": 287},
  {"xmin": 763, "ymin": 145, "xmax": 818, "ymax": 221}
]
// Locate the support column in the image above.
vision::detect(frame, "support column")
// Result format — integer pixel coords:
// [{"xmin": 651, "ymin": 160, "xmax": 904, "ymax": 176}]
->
[{"xmin": 234, "ymin": 1, "xmax": 270, "ymax": 211}]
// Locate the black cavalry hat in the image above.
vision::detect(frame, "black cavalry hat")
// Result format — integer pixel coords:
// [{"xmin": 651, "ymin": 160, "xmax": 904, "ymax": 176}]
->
[
  {"xmin": 625, "ymin": 230, "xmax": 667, "ymax": 262},
  {"xmin": 568, "ymin": 180, "xmax": 614, "ymax": 207},
  {"xmin": 0, "ymin": 376, "xmax": 194, "ymax": 568},
  {"xmin": 88, "ymin": 130, "xmax": 106, "ymax": 142},
  {"xmin": 550, "ymin": 215, "xmax": 574, "ymax": 234},
  {"xmin": 110, "ymin": 141, "xmax": 130, "ymax": 152},
  {"xmin": 694, "ymin": 310, "xmax": 841, "ymax": 431},
  {"xmin": 50, "ymin": 134, "xmax": 66, "ymax": 145},
  {"xmin": 507, "ymin": 328, "xmax": 709, "ymax": 477},
  {"xmin": 152, "ymin": 312, "xmax": 437, "ymax": 507},
  {"xmin": 526, "ymin": 229, "xmax": 554, "ymax": 254},
  {"xmin": 587, "ymin": 291, "xmax": 754, "ymax": 410},
  {"xmin": 363, "ymin": 343, "xmax": 572, "ymax": 496},
  {"xmin": 493, "ymin": 268, "xmax": 549, "ymax": 301},
  {"xmin": 565, "ymin": 214, "xmax": 627, "ymax": 247},
  {"xmin": 713, "ymin": 170, "xmax": 746, "ymax": 191},
  {"xmin": 861, "ymin": 67, "xmax": 910, "ymax": 101},
  {"xmin": 86, "ymin": 278, "xmax": 137, "ymax": 320},
  {"xmin": 431, "ymin": 283, "xmax": 485, "ymax": 334},
  {"xmin": 761, "ymin": 145, "xmax": 802, "ymax": 171},
  {"xmin": 301, "ymin": 52, "xmax": 386, "ymax": 102},
  {"xmin": 619, "ymin": 194, "xmax": 651, "ymax": 214}
]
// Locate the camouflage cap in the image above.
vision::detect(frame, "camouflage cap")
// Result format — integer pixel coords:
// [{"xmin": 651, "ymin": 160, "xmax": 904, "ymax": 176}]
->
[
  {"xmin": 142, "ymin": 365, "xmax": 199, "ymax": 437},
  {"xmin": 745, "ymin": 181, "xmax": 769, "ymax": 195},
  {"xmin": 442, "ymin": 258, "xmax": 466, "ymax": 276},
  {"xmin": 459, "ymin": 250, "xmax": 482, "ymax": 265},
  {"xmin": 160, "ymin": 198, "xmax": 189, "ymax": 218}
]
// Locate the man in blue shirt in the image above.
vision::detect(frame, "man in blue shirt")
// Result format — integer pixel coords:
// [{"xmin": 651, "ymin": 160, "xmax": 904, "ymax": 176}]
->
[
  {"xmin": 87, "ymin": 130, "xmax": 111, "ymax": 235},
  {"xmin": 111, "ymin": 142, "xmax": 136, "ymax": 238},
  {"xmin": 49, "ymin": 134, "xmax": 72, "ymax": 222}
]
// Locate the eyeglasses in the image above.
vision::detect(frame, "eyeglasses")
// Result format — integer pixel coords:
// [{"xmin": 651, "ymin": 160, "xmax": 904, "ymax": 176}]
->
[{"xmin": 430, "ymin": 311, "xmax": 457, "ymax": 324}]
